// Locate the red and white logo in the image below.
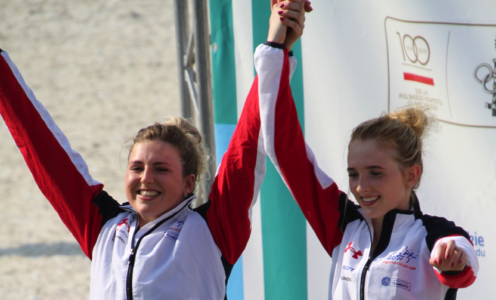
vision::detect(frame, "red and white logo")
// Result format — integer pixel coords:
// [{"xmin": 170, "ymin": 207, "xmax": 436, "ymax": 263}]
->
[
  {"xmin": 386, "ymin": 18, "xmax": 496, "ymax": 127},
  {"xmin": 345, "ymin": 242, "xmax": 363, "ymax": 259},
  {"xmin": 117, "ymin": 218, "xmax": 130, "ymax": 233}
]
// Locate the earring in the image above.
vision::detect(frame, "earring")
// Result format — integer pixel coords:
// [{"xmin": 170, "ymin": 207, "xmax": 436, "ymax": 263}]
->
[{"xmin": 184, "ymin": 191, "xmax": 189, "ymax": 197}]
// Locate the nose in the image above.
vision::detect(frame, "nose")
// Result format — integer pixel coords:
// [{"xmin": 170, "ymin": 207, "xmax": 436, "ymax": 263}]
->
[
  {"xmin": 141, "ymin": 166, "xmax": 154, "ymax": 184},
  {"xmin": 356, "ymin": 176, "xmax": 370, "ymax": 194}
]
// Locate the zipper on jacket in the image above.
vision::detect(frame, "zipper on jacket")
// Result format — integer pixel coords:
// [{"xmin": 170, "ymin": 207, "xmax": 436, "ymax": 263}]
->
[
  {"xmin": 358, "ymin": 211, "xmax": 397, "ymax": 300},
  {"xmin": 359, "ymin": 219, "xmax": 374, "ymax": 300},
  {"xmin": 126, "ymin": 248, "xmax": 137, "ymax": 299},
  {"xmin": 359, "ymin": 258, "xmax": 372, "ymax": 300},
  {"xmin": 125, "ymin": 203, "xmax": 188, "ymax": 300}
]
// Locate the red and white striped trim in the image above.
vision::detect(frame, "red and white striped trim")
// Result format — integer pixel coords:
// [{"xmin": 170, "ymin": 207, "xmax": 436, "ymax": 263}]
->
[
  {"xmin": 254, "ymin": 44, "xmax": 344, "ymax": 256},
  {"xmin": 0, "ymin": 51, "xmax": 104, "ymax": 258}
]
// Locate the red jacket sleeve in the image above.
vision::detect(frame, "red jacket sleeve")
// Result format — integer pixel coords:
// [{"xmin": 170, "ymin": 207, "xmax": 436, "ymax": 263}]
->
[
  {"xmin": 0, "ymin": 50, "xmax": 104, "ymax": 259},
  {"xmin": 206, "ymin": 44, "xmax": 347, "ymax": 263},
  {"xmin": 255, "ymin": 44, "xmax": 345, "ymax": 256},
  {"xmin": 206, "ymin": 71, "xmax": 267, "ymax": 265}
]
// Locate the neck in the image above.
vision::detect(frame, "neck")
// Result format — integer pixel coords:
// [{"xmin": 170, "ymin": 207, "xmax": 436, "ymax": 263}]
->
[
  {"xmin": 137, "ymin": 216, "xmax": 148, "ymax": 229},
  {"xmin": 370, "ymin": 197, "xmax": 414, "ymax": 253},
  {"xmin": 372, "ymin": 217, "xmax": 384, "ymax": 234},
  {"xmin": 371, "ymin": 216, "xmax": 383, "ymax": 253},
  {"xmin": 372, "ymin": 215, "xmax": 384, "ymax": 233}
]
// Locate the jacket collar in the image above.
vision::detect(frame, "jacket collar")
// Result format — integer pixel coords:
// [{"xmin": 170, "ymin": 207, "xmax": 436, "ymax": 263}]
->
[
  {"xmin": 120, "ymin": 194, "xmax": 196, "ymax": 229},
  {"xmin": 365, "ymin": 192, "xmax": 422, "ymax": 257}
]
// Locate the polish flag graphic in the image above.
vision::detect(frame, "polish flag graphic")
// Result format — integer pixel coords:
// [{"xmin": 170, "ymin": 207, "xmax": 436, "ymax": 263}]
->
[{"xmin": 404, "ymin": 72, "xmax": 434, "ymax": 85}]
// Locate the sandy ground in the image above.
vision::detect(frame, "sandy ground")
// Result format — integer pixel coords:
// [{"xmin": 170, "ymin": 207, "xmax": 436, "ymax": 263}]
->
[{"xmin": 0, "ymin": 0, "xmax": 180, "ymax": 298}]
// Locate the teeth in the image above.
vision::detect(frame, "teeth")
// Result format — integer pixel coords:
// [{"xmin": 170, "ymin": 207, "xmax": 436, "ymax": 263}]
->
[
  {"xmin": 139, "ymin": 190, "xmax": 159, "ymax": 197},
  {"xmin": 362, "ymin": 196, "xmax": 379, "ymax": 202}
]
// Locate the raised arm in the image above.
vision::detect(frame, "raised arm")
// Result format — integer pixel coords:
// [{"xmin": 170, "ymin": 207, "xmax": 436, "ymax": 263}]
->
[
  {"xmin": 0, "ymin": 50, "xmax": 108, "ymax": 259},
  {"xmin": 205, "ymin": 0, "xmax": 317, "ymax": 265},
  {"xmin": 255, "ymin": 45, "xmax": 346, "ymax": 256},
  {"xmin": 257, "ymin": 2, "xmax": 347, "ymax": 256},
  {"xmin": 205, "ymin": 54, "xmax": 267, "ymax": 265}
]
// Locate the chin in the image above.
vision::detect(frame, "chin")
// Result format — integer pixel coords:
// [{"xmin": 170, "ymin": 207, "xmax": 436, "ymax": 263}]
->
[
  {"xmin": 135, "ymin": 204, "xmax": 160, "ymax": 217},
  {"xmin": 360, "ymin": 207, "xmax": 385, "ymax": 220}
]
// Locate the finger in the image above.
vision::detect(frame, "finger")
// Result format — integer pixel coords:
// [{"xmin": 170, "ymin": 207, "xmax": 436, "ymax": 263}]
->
[
  {"xmin": 445, "ymin": 240, "xmax": 457, "ymax": 260},
  {"xmin": 286, "ymin": 0, "xmax": 305, "ymax": 4},
  {"xmin": 442, "ymin": 249, "xmax": 466, "ymax": 271},
  {"xmin": 280, "ymin": 16, "xmax": 304, "ymax": 35},
  {"xmin": 304, "ymin": 0, "xmax": 313, "ymax": 12},
  {"xmin": 278, "ymin": 9, "xmax": 305, "ymax": 26},
  {"xmin": 278, "ymin": 1, "xmax": 304, "ymax": 12},
  {"xmin": 429, "ymin": 257, "xmax": 439, "ymax": 267},
  {"xmin": 429, "ymin": 247, "xmax": 445, "ymax": 267},
  {"xmin": 457, "ymin": 251, "xmax": 468, "ymax": 269},
  {"xmin": 268, "ymin": 3, "xmax": 289, "ymax": 44},
  {"xmin": 433, "ymin": 243, "xmax": 447, "ymax": 265},
  {"xmin": 449, "ymin": 247, "xmax": 463, "ymax": 269},
  {"xmin": 270, "ymin": 0, "xmax": 282, "ymax": 7}
]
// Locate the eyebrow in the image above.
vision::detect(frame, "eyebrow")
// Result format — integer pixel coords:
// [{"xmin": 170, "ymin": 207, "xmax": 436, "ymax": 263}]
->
[
  {"xmin": 347, "ymin": 166, "xmax": 385, "ymax": 171},
  {"xmin": 129, "ymin": 161, "xmax": 172, "ymax": 166},
  {"xmin": 365, "ymin": 165, "xmax": 384, "ymax": 169}
]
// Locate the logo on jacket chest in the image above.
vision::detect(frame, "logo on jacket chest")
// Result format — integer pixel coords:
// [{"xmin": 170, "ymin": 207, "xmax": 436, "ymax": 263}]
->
[
  {"xmin": 115, "ymin": 218, "xmax": 131, "ymax": 244},
  {"xmin": 345, "ymin": 242, "xmax": 363, "ymax": 259},
  {"xmin": 117, "ymin": 218, "xmax": 130, "ymax": 233},
  {"xmin": 163, "ymin": 220, "xmax": 184, "ymax": 241},
  {"xmin": 382, "ymin": 276, "xmax": 412, "ymax": 291},
  {"xmin": 383, "ymin": 246, "xmax": 418, "ymax": 270}
]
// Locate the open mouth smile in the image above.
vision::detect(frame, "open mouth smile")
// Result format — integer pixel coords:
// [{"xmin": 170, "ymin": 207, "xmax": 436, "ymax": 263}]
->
[
  {"xmin": 137, "ymin": 190, "xmax": 161, "ymax": 197},
  {"xmin": 361, "ymin": 196, "xmax": 380, "ymax": 206}
]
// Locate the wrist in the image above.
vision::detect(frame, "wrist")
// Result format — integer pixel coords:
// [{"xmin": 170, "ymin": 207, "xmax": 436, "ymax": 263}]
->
[
  {"xmin": 264, "ymin": 41, "xmax": 286, "ymax": 49},
  {"xmin": 284, "ymin": 39, "xmax": 296, "ymax": 52},
  {"xmin": 267, "ymin": 31, "xmax": 285, "ymax": 44}
]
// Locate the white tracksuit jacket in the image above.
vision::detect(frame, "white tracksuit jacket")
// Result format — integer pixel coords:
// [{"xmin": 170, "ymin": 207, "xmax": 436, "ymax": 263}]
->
[
  {"xmin": 0, "ymin": 48, "xmax": 271, "ymax": 299},
  {"xmin": 250, "ymin": 43, "xmax": 479, "ymax": 300},
  {"xmin": 0, "ymin": 41, "xmax": 478, "ymax": 300}
]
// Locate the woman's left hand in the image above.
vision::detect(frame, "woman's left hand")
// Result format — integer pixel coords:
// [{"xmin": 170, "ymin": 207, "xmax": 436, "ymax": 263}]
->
[
  {"xmin": 429, "ymin": 239, "xmax": 468, "ymax": 272},
  {"xmin": 267, "ymin": 0, "xmax": 312, "ymax": 51}
]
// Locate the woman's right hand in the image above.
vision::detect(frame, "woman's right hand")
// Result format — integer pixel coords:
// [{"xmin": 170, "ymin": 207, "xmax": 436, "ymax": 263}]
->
[
  {"xmin": 267, "ymin": 0, "xmax": 312, "ymax": 51},
  {"xmin": 429, "ymin": 239, "xmax": 468, "ymax": 272}
]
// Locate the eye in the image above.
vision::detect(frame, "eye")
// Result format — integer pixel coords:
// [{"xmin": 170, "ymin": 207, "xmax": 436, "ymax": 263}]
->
[
  {"xmin": 348, "ymin": 172, "xmax": 358, "ymax": 178},
  {"xmin": 155, "ymin": 165, "xmax": 171, "ymax": 172},
  {"xmin": 370, "ymin": 171, "xmax": 382, "ymax": 177},
  {"xmin": 128, "ymin": 164, "xmax": 143, "ymax": 172}
]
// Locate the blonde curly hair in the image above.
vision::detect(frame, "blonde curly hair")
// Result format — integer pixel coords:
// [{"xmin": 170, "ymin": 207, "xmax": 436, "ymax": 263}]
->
[
  {"xmin": 350, "ymin": 106, "xmax": 430, "ymax": 189},
  {"xmin": 130, "ymin": 117, "xmax": 209, "ymax": 197}
]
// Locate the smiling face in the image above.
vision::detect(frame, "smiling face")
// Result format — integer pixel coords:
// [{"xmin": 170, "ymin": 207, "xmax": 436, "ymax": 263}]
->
[
  {"xmin": 125, "ymin": 140, "xmax": 195, "ymax": 226},
  {"xmin": 347, "ymin": 139, "xmax": 420, "ymax": 222}
]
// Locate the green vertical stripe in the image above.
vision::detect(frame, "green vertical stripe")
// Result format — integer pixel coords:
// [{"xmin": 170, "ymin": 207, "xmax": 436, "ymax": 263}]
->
[
  {"xmin": 252, "ymin": 1, "xmax": 308, "ymax": 299},
  {"xmin": 210, "ymin": 0, "xmax": 238, "ymax": 124},
  {"xmin": 260, "ymin": 161, "xmax": 308, "ymax": 300},
  {"xmin": 252, "ymin": 1, "xmax": 271, "ymax": 62}
]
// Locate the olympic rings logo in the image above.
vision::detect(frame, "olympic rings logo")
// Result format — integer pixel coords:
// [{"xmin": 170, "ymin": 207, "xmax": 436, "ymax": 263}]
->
[
  {"xmin": 396, "ymin": 32, "xmax": 430, "ymax": 66},
  {"xmin": 473, "ymin": 60, "xmax": 496, "ymax": 94}
]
